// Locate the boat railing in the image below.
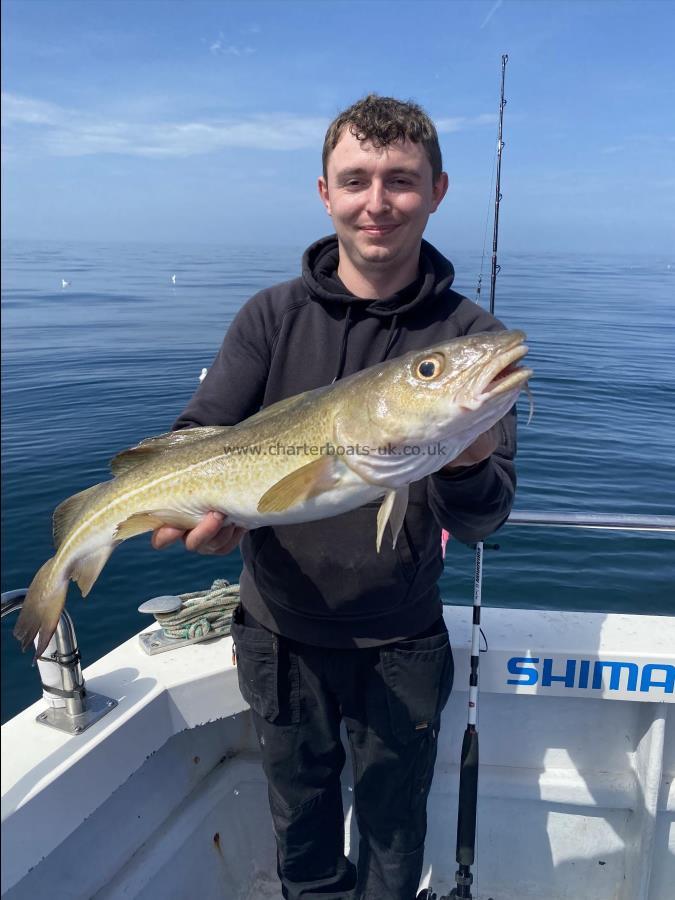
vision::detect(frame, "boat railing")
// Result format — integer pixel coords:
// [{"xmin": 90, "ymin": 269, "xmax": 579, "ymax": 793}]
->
[
  {"xmin": 506, "ymin": 511, "xmax": 675, "ymax": 532},
  {"xmin": 1, "ymin": 589, "xmax": 117, "ymax": 734}
]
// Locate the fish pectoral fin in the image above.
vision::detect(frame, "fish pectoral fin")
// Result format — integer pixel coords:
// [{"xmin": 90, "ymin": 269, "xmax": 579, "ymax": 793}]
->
[
  {"xmin": 114, "ymin": 512, "xmax": 165, "ymax": 541},
  {"xmin": 257, "ymin": 456, "xmax": 340, "ymax": 514},
  {"xmin": 110, "ymin": 426, "xmax": 231, "ymax": 476},
  {"xmin": 71, "ymin": 545, "xmax": 116, "ymax": 597},
  {"xmin": 376, "ymin": 486, "xmax": 409, "ymax": 553}
]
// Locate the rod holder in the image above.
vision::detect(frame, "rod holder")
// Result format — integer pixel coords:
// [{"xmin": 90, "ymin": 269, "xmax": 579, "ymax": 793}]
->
[{"xmin": 2, "ymin": 589, "xmax": 117, "ymax": 735}]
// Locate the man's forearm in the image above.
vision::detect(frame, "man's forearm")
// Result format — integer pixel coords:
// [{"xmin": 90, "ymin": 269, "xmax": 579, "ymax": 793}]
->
[
  {"xmin": 427, "ymin": 406, "xmax": 518, "ymax": 543},
  {"xmin": 427, "ymin": 454, "xmax": 516, "ymax": 544}
]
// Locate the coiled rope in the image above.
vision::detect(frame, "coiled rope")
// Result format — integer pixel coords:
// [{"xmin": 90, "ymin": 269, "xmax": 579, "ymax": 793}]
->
[{"xmin": 151, "ymin": 579, "xmax": 240, "ymax": 642}]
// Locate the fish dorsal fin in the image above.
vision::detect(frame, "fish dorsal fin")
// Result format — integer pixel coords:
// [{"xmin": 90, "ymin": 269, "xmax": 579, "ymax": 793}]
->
[
  {"xmin": 376, "ymin": 486, "xmax": 409, "ymax": 553},
  {"xmin": 257, "ymin": 456, "xmax": 340, "ymax": 514},
  {"xmin": 53, "ymin": 483, "xmax": 108, "ymax": 550},
  {"xmin": 110, "ymin": 446, "xmax": 162, "ymax": 476},
  {"xmin": 243, "ymin": 386, "xmax": 331, "ymax": 429},
  {"xmin": 136, "ymin": 426, "xmax": 230, "ymax": 450},
  {"xmin": 110, "ymin": 426, "xmax": 230, "ymax": 476}
]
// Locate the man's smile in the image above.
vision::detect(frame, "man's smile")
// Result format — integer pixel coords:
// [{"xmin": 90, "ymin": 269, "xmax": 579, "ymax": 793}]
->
[{"xmin": 359, "ymin": 224, "xmax": 399, "ymax": 236}]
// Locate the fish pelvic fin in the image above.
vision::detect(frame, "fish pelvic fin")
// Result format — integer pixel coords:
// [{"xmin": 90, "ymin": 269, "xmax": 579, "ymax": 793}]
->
[
  {"xmin": 257, "ymin": 456, "xmax": 340, "ymax": 514},
  {"xmin": 71, "ymin": 544, "xmax": 119, "ymax": 596},
  {"xmin": 53, "ymin": 482, "xmax": 109, "ymax": 550},
  {"xmin": 376, "ymin": 486, "xmax": 410, "ymax": 553},
  {"xmin": 13, "ymin": 557, "xmax": 68, "ymax": 658},
  {"xmin": 110, "ymin": 426, "xmax": 231, "ymax": 476}
]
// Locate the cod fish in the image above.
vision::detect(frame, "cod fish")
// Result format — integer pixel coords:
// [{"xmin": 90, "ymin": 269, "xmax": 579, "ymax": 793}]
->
[{"xmin": 15, "ymin": 329, "xmax": 532, "ymax": 657}]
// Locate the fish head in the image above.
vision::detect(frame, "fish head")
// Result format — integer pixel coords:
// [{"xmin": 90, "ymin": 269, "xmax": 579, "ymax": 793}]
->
[
  {"xmin": 409, "ymin": 327, "xmax": 532, "ymax": 419},
  {"xmin": 335, "ymin": 329, "xmax": 532, "ymax": 479}
]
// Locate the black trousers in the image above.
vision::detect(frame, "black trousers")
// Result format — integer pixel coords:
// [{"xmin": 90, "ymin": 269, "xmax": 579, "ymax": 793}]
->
[{"xmin": 231, "ymin": 606, "xmax": 454, "ymax": 900}]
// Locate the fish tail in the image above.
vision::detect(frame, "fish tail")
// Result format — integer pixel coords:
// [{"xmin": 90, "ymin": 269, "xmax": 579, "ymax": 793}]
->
[{"xmin": 13, "ymin": 557, "xmax": 68, "ymax": 659}]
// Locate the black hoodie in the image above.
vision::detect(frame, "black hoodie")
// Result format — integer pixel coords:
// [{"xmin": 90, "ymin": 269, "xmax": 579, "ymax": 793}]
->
[{"xmin": 175, "ymin": 236, "xmax": 518, "ymax": 647}]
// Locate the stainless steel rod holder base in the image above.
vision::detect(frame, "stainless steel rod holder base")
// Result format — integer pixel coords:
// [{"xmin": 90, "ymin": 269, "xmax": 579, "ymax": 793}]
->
[{"xmin": 35, "ymin": 691, "xmax": 117, "ymax": 735}]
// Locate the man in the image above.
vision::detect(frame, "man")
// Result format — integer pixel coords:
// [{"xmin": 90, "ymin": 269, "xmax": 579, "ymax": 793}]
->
[{"xmin": 153, "ymin": 95, "xmax": 517, "ymax": 900}]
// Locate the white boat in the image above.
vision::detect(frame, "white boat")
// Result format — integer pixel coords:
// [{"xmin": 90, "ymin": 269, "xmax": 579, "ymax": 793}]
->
[{"xmin": 2, "ymin": 512, "xmax": 674, "ymax": 900}]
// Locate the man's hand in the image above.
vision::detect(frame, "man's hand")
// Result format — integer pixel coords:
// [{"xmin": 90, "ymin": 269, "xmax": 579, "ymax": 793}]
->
[
  {"xmin": 151, "ymin": 511, "xmax": 247, "ymax": 555},
  {"xmin": 443, "ymin": 422, "xmax": 501, "ymax": 471}
]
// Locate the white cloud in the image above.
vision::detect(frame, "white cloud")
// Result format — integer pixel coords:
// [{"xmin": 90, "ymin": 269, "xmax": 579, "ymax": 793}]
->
[
  {"xmin": 2, "ymin": 93, "xmax": 62, "ymax": 126},
  {"xmin": 209, "ymin": 31, "xmax": 256, "ymax": 56},
  {"xmin": 2, "ymin": 93, "xmax": 501, "ymax": 160},
  {"xmin": 210, "ymin": 41, "xmax": 255, "ymax": 56},
  {"xmin": 2, "ymin": 93, "xmax": 327, "ymax": 157}
]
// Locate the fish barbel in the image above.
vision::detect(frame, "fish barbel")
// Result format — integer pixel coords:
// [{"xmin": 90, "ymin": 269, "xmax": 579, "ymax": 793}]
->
[{"xmin": 15, "ymin": 329, "xmax": 532, "ymax": 657}]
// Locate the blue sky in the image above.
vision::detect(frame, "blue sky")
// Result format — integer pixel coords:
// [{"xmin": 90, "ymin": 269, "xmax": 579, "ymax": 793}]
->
[{"xmin": 2, "ymin": 0, "xmax": 674, "ymax": 253}]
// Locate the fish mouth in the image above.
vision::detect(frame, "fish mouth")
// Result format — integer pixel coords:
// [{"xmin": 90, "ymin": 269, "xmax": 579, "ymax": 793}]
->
[
  {"xmin": 460, "ymin": 337, "xmax": 532, "ymax": 408},
  {"xmin": 482, "ymin": 344, "xmax": 532, "ymax": 399}
]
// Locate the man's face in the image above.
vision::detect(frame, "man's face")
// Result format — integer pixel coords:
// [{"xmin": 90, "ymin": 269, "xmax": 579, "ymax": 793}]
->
[{"xmin": 318, "ymin": 129, "xmax": 448, "ymax": 275}]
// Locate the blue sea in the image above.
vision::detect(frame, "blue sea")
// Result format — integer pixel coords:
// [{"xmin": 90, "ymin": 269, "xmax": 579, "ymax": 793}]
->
[{"xmin": 2, "ymin": 240, "xmax": 674, "ymax": 723}]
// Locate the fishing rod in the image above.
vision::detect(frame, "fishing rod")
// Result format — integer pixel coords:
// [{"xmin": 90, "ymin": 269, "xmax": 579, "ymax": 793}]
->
[
  {"xmin": 430, "ymin": 542, "xmax": 499, "ymax": 900},
  {"xmin": 422, "ymin": 54, "xmax": 508, "ymax": 900},
  {"xmin": 475, "ymin": 53, "xmax": 508, "ymax": 314},
  {"xmin": 447, "ymin": 540, "xmax": 495, "ymax": 900},
  {"xmin": 489, "ymin": 54, "xmax": 508, "ymax": 316},
  {"xmin": 421, "ymin": 540, "xmax": 497, "ymax": 900}
]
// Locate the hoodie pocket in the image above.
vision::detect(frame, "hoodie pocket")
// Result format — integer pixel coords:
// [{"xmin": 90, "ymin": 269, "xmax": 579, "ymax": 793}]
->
[{"xmin": 245, "ymin": 501, "xmax": 420, "ymax": 619}]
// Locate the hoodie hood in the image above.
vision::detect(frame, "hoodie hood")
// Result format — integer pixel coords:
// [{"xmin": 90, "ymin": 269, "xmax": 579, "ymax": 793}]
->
[{"xmin": 302, "ymin": 234, "xmax": 455, "ymax": 319}]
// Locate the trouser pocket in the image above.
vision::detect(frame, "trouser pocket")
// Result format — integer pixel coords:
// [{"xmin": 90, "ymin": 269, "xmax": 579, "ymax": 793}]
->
[
  {"xmin": 379, "ymin": 623, "xmax": 454, "ymax": 744},
  {"xmin": 231, "ymin": 604, "xmax": 299, "ymax": 725}
]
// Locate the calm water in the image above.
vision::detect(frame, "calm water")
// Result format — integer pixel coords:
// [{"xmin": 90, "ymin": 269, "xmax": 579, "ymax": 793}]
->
[{"xmin": 2, "ymin": 240, "xmax": 674, "ymax": 723}]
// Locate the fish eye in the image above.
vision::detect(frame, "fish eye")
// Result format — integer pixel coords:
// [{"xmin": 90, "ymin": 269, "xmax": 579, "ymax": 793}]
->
[{"xmin": 415, "ymin": 354, "xmax": 444, "ymax": 380}]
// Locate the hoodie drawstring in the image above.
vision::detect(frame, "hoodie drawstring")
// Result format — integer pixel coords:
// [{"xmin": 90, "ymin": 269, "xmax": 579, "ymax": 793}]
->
[
  {"xmin": 381, "ymin": 313, "xmax": 401, "ymax": 361},
  {"xmin": 331, "ymin": 305, "xmax": 353, "ymax": 384},
  {"xmin": 332, "ymin": 308, "xmax": 402, "ymax": 384}
]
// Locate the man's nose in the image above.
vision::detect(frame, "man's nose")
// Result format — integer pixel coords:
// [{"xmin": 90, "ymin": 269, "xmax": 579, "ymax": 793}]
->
[{"xmin": 365, "ymin": 181, "xmax": 391, "ymax": 215}]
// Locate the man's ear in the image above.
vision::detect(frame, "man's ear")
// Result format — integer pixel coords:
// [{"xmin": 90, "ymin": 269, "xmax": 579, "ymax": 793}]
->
[
  {"xmin": 431, "ymin": 172, "xmax": 450, "ymax": 213},
  {"xmin": 317, "ymin": 176, "xmax": 332, "ymax": 215}
]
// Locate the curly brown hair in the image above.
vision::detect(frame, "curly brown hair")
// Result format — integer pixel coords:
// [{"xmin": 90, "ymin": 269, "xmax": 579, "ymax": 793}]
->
[{"xmin": 322, "ymin": 94, "xmax": 443, "ymax": 183}]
